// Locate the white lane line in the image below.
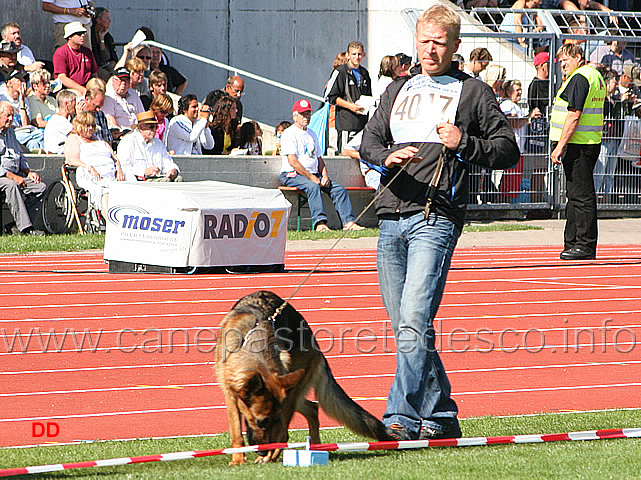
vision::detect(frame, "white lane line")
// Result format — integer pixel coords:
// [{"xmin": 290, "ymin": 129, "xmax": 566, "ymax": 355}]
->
[
  {"xmin": 2, "ymin": 295, "xmax": 639, "ymax": 313},
  {"xmin": 0, "ymin": 382, "xmax": 219, "ymax": 398}
]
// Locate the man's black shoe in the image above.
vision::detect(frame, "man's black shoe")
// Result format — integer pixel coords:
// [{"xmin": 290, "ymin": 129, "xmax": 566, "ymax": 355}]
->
[
  {"xmin": 419, "ymin": 424, "xmax": 462, "ymax": 440},
  {"xmin": 560, "ymin": 247, "xmax": 595, "ymax": 260},
  {"xmin": 385, "ymin": 423, "xmax": 414, "ymax": 441}
]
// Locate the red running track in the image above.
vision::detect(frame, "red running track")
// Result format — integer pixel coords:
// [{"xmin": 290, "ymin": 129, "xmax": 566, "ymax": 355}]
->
[{"xmin": 1, "ymin": 245, "xmax": 640, "ymax": 448}]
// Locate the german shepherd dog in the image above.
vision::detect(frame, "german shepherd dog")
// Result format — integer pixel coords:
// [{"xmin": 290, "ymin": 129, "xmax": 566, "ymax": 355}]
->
[{"xmin": 216, "ymin": 290, "xmax": 390, "ymax": 464}]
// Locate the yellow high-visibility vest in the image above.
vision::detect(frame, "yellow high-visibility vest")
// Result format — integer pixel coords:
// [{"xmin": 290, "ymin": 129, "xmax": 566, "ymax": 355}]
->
[{"xmin": 549, "ymin": 65, "xmax": 606, "ymax": 144}]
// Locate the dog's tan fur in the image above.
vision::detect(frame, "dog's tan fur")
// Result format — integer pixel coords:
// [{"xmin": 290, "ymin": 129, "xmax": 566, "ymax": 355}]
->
[{"xmin": 215, "ymin": 291, "xmax": 389, "ymax": 464}]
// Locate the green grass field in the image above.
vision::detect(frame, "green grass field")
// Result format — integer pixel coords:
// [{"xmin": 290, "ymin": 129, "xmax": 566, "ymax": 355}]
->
[
  {"xmin": 0, "ymin": 223, "xmax": 542, "ymax": 254},
  {"xmin": 2, "ymin": 410, "xmax": 640, "ymax": 479}
]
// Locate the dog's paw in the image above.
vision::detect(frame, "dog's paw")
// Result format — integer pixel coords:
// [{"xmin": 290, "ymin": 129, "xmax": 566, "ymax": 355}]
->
[{"xmin": 229, "ymin": 453, "xmax": 246, "ymax": 465}]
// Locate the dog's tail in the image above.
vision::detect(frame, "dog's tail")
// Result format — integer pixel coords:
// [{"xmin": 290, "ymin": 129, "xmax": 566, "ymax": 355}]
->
[{"xmin": 313, "ymin": 360, "xmax": 391, "ymax": 441}]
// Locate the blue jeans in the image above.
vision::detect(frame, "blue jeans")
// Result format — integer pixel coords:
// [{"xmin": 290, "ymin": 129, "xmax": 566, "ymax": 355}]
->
[
  {"xmin": 377, "ymin": 212, "xmax": 461, "ymax": 436},
  {"xmin": 279, "ymin": 172, "xmax": 356, "ymax": 228}
]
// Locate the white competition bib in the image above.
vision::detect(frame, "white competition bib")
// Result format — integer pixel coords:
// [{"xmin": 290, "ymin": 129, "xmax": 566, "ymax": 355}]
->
[{"xmin": 390, "ymin": 74, "xmax": 463, "ymax": 144}]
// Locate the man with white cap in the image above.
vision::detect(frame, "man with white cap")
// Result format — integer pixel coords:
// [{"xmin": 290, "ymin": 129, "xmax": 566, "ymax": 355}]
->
[
  {"xmin": 279, "ymin": 98, "xmax": 363, "ymax": 232},
  {"xmin": 52, "ymin": 21, "xmax": 98, "ymax": 96},
  {"xmin": 42, "ymin": 0, "xmax": 94, "ymax": 50},
  {"xmin": 102, "ymin": 67, "xmax": 144, "ymax": 130},
  {"xmin": 117, "ymin": 111, "xmax": 181, "ymax": 182}
]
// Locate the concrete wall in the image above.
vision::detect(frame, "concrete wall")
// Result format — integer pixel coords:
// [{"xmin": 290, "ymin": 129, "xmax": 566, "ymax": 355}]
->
[{"xmin": 23, "ymin": 154, "xmax": 377, "ymax": 230}]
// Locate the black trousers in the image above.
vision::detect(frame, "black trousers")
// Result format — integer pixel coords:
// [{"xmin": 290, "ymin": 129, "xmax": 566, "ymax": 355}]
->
[{"xmin": 557, "ymin": 142, "xmax": 601, "ymax": 253}]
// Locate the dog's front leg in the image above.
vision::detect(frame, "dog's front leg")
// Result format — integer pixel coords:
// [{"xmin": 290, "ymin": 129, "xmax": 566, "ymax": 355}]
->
[{"xmin": 226, "ymin": 395, "xmax": 246, "ymax": 465}]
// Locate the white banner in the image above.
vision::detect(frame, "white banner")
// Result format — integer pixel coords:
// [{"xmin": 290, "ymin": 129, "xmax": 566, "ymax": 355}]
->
[{"xmin": 103, "ymin": 181, "xmax": 291, "ymax": 267}]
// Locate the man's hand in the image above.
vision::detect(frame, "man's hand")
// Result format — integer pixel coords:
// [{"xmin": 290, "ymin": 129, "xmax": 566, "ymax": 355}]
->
[
  {"xmin": 167, "ymin": 169, "xmax": 178, "ymax": 180},
  {"xmin": 320, "ymin": 174, "xmax": 330, "ymax": 187},
  {"xmin": 145, "ymin": 166, "xmax": 161, "ymax": 177},
  {"xmin": 7, "ymin": 171, "xmax": 26, "ymax": 188},
  {"xmin": 27, "ymin": 171, "xmax": 40, "ymax": 184},
  {"xmin": 550, "ymin": 143, "xmax": 565, "ymax": 165},
  {"xmin": 384, "ymin": 146, "xmax": 420, "ymax": 168},
  {"xmin": 436, "ymin": 123, "xmax": 462, "ymax": 150}
]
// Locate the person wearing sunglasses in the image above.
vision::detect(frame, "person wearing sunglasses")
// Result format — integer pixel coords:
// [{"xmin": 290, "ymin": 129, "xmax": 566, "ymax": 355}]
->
[{"xmin": 117, "ymin": 110, "xmax": 180, "ymax": 182}]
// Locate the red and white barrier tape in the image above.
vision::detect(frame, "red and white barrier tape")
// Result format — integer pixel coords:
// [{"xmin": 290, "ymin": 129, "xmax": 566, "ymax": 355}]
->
[{"xmin": 2, "ymin": 428, "xmax": 640, "ymax": 477}]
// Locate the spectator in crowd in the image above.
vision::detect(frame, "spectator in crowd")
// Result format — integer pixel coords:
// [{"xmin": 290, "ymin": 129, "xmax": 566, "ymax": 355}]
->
[
  {"xmin": 0, "ymin": 40, "xmax": 25, "ymax": 84},
  {"xmin": 452, "ymin": 53, "xmax": 465, "ymax": 70},
  {"xmin": 464, "ymin": 47, "xmax": 492, "ymax": 80},
  {"xmin": 64, "ymin": 111, "xmax": 126, "ymax": 215},
  {"xmin": 27, "ymin": 69, "xmax": 57, "ymax": 129},
  {"xmin": 132, "ymin": 45, "xmax": 152, "ymax": 71},
  {"xmin": 560, "ymin": 0, "xmax": 611, "ymax": 13},
  {"xmin": 619, "ymin": 64, "xmax": 640, "ymax": 101},
  {"xmin": 372, "ymin": 55, "xmax": 401, "ymax": 114},
  {"xmin": 550, "ymin": 43, "xmax": 605, "ymax": 260},
  {"xmin": 527, "ymin": 51, "xmax": 551, "ymax": 202},
  {"xmin": 327, "ymin": 41, "xmax": 372, "ymax": 152},
  {"xmin": 464, "ymin": 0, "xmax": 498, "ymax": 7},
  {"xmin": 148, "ymin": 93, "xmax": 173, "ymax": 143},
  {"xmin": 499, "ymin": 0, "xmax": 545, "ymax": 54},
  {"xmin": 499, "ymin": 80, "xmax": 528, "ymax": 201},
  {"xmin": 594, "ymin": 70, "xmax": 624, "ymax": 201},
  {"xmin": 117, "ymin": 111, "xmax": 181, "ymax": 182},
  {"xmin": 231, "ymin": 120, "xmax": 262, "ymax": 155},
  {"xmin": 52, "ymin": 21, "xmax": 98, "ymax": 96},
  {"xmin": 280, "ymin": 99, "xmax": 364, "ymax": 232},
  {"xmin": 0, "ymin": 71, "xmax": 44, "ymax": 150},
  {"xmin": 77, "ymin": 79, "xmax": 113, "ymax": 144},
  {"xmin": 1, "ymin": 22, "xmax": 45, "ymax": 73},
  {"xmin": 142, "ymin": 70, "xmax": 180, "ymax": 112},
  {"xmin": 126, "ymin": 57, "xmax": 148, "ymax": 97},
  {"xmin": 149, "ymin": 45, "xmax": 187, "ymax": 95},
  {"xmin": 395, "ymin": 52, "xmax": 412, "ymax": 78},
  {"xmin": 341, "ymin": 130, "xmax": 383, "ymax": 190},
  {"xmin": 271, "ymin": 120, "xmax": 291, "ymax": 156},
  {"xmin": 0, "ymin": 101, "xmax": 46, "ymax": 236},
  {"xmin": 42, "ymin": 0, "xmax": 93, "ymax": 49},
  {"xmin": 44, "ymin": 89, "xmax": 75, "ymax": 154},
  {"xmin": 207, "ymin": 93, "xmax": 238, "ymax": 155},
  {"xmin": 323, "ymin": 52, "xmax": 348, "ymax": 155},
  {"xmin": 484, "ymin": 64, "xmax": 507, "ymax": 101},
  {"xmin": 590, "ymin": 41, "xmax": 635, "ymax": 76},
  {"xmin": 102, "ymin": 67, "xmax": 144, "ymax": 130},
  {"xmin": 165, "ymin": 94, "xmax": 214, "ymax": 155},
  {"xmin": 90, "ymin": 7, "xmax": 118, "ymax": 81}
]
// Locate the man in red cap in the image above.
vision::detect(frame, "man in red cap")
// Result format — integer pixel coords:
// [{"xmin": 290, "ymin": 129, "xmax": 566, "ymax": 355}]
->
[{"xmin": 279, "ymin": 99, "xmax": 364, "ymax": 232}]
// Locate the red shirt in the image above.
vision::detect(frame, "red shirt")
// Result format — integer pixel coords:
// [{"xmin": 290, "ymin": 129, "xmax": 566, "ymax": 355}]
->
[{"xmin": 53, "ymin": 44, "xmax": 98, "ymax": 87}]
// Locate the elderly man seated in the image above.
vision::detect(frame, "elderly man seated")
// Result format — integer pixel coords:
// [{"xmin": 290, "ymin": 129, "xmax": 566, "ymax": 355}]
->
[
  {"xmin": 117, "ymin": 111, "xmax": 181, "ymax": 182},
  {"xmin": 0, "ymin": 101, "xmax": 45, "ymax": 235},
  {"xmin": 102, "ymin": 67, "xmax": 144, "ymax": 132}
]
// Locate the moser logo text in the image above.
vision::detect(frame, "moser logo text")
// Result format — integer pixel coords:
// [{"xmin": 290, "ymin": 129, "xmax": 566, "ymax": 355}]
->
[
  {"xmin": 203, "ymin": 211, "xmax": 285, "ymax": 239},
  {"xmin": 108, "ymin": 205, "xmax": 186, "ymax": 234}
]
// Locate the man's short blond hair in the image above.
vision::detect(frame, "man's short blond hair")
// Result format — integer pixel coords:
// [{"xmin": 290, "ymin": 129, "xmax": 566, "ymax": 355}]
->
[
  {"xmin": 556, "ymin": 43, "xmax": 584, "ymax": 60},
  {"xmin": 416, "ymin": 5, "xmax": 461, "ymax": 42}
]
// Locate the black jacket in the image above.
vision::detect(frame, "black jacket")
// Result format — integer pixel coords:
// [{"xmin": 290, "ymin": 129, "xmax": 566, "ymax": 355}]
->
[
  {"xmin": 360, "ymin": 65, "xmax": 519, "ymax": 229},
  {"xmin": 326, "ymin": 63, "xmax": 372, "ymax": 132}
]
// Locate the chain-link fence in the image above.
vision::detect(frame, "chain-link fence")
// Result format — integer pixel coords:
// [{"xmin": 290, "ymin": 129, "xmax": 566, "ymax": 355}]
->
[{"xmin": 401, "ymin": 7, "xmax": 641, "ymax": 215}]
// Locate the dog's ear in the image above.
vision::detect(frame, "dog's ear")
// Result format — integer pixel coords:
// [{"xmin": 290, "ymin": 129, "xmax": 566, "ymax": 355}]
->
[{"xmin": 277, "ymin": 368, "xmax": 305, "ymax": 391}]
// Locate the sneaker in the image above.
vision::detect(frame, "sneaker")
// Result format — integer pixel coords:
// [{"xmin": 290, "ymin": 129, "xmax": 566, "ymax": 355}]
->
[
  {"xmin": 419, "ymin": 424, "xmax": 462, "ymax": 440},
  {"xmin": 21, "ymin": 227, "xmax": 45, "ymax": 236},
  {"xmin": 385, "ymin": 423, "xmax": 413, "ymax": 441}
]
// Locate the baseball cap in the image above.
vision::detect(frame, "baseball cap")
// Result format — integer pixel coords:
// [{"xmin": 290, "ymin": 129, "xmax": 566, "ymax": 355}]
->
[
  {"xmin": 292, "ymin": 99, "xmax": 312, "ymax": 114},
  {"xmin": 0, "ymin": 40, "xmax": 22, "ymax": 55},
  {"xmin": 64, "ymin": 22, "xmax": 87, "ymax": 39},
  {"xmin": 7, "ymin": 70, "xmax": 27, "ymax": 81},
  {"xmin": 534, "ymin": 52, "xmax": 549, "ymax": 67},
  {"xmin": 114, "ymin": 67, "xmax": 131, "ymax": 80},
  {"xmin": 396, "ymin": 52, "xmax": 412, "ymax": 66}
]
